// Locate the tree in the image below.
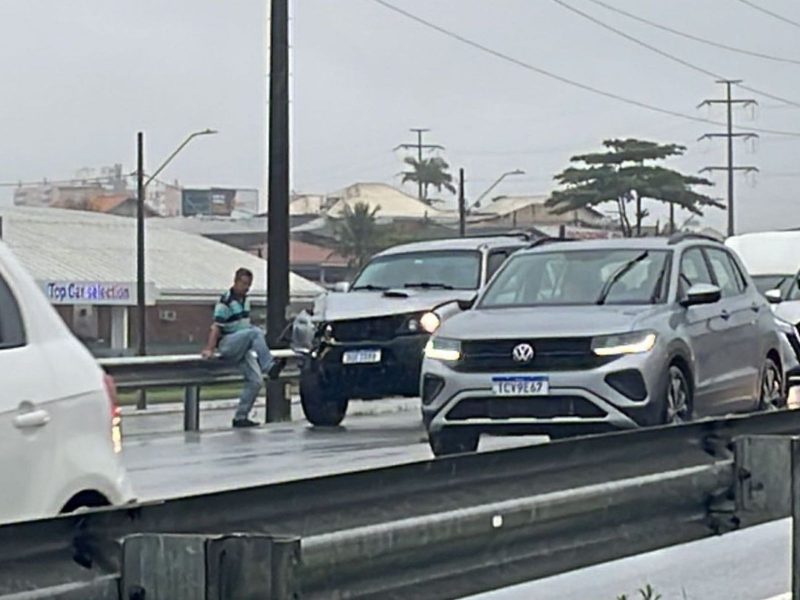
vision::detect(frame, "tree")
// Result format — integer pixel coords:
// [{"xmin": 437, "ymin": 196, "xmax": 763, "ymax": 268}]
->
[
  {"xmin": 332, "ymin": 201, "xmax": 382, "ymax": 271},
  {"xmin": 546, "ymin": 139, "xmax": 722, "ymax": 237},
  {"xmin": 401, "ymin": 156, "xmax": 457, "ymax": 204}
]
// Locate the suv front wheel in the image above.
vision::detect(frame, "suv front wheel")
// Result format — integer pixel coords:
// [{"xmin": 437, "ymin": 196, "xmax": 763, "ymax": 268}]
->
[
  {"xmin": 758, "ymin": 356, "xmax": 785, "ymax": 412},
  {"xmin": 664, "ymin": 364, "xmax": 693, "ymax": 425},
  {"xmin": 300, "ymin": 369, "xmax": 349, "ymax": 427},
  {"xmin": 429, "ymin": 428, "xmax": 479, "ymax": 456}
]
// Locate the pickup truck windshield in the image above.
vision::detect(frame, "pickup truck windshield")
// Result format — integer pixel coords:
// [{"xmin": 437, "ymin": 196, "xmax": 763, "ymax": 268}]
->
[{"xmin": 351, "ymin": 251, "xmax": 481, "ymax": 291}]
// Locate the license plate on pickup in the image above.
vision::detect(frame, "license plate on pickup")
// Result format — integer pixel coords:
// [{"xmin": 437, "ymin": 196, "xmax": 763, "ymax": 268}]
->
[
  {"xmin": 492, "ymin": 376, "xmax": 549, "ymax": 396},
  {"xmin": 342, "ymin": 349, "xmax": 382, "ymax": 365}
]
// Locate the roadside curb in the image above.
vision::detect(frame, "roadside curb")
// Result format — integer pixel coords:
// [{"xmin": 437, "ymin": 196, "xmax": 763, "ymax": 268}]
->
[{"xmin": 121, "ymin": 396, "xmax": 421, "ymax": 421}]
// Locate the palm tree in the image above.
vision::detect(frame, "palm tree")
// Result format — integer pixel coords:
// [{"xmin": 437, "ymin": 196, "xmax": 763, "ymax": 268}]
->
[
  {"xmin": 332, "ymin": 201, "xmax": 382, "ymax": 271},
  {"xmin": 401, "ymin": 156, "xmax": 457, "ymax": 204}
]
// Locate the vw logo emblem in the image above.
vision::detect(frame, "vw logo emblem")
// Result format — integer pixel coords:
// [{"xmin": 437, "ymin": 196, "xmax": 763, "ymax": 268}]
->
[{"xmin": 512, "ymin": 343, "xmax": 534, "ymax": 363}]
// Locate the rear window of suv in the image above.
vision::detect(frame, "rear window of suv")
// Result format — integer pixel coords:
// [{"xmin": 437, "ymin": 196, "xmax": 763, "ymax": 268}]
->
[
  {"xmin": 351, "ymin": 250, "xmax": 481, "ymax": 291},
  {"xmin": 0, "ymin": 273, "xmax": 26, "ymax": 349}
]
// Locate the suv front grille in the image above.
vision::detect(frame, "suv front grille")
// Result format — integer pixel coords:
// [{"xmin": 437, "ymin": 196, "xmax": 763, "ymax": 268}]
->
[
  {"xmin": 455, "ymin": 337, "xmax": 611, "ymax": 372},
  {"xmin": 447, "ymin": 396, "xmax": 605, "ymax": 420},
  {"xmin": 331, "ymin": 315, "xmax": 408, "ymax": 342}
]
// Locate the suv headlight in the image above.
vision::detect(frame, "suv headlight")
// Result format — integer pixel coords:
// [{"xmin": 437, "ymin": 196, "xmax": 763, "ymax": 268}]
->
[
  {"xmin": 424, "ymin": 337, "xmax": 462, "ymax": 361},
  {"xmin": 592, "ymin": 331, "xmax": 657, "ymax": 356}
]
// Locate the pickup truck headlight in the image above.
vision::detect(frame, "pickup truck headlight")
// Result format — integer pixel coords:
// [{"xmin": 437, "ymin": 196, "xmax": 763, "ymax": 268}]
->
[
  {"xmin": 420, "ymin": 312, "xmax": 441, "ymax": 333},
  {"xmin": 775, "ymin": 316, "xmax": 797, "ymax": 335},
  {"xmin": 592, "ymin": 331, "xmax": 657, "ymax": 356},
  {"xmin": 424, "ymin": 337, "xmax": 462, "ymax": 361}
]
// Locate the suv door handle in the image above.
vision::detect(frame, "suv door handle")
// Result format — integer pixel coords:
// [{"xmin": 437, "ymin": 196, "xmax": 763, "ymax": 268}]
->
[
  {"xmin": 751, "ymin": 303, "xmax": 761, "ymax": 313},
  {"xmin": 13, "ymin": 409, "xmax": 50, "ymax": 429},
  {"xmin": 720, "ymin": 309, "xmax": 731, "ymax": 320}
]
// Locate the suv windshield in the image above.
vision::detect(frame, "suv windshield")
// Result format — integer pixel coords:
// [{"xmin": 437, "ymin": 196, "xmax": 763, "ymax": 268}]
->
[
  {"xmin": 351, "ymin": 250, "xmax": 481, "ymax": 291},
  {"xmin": 479, "ymin": 249, "xmax": 671, "ymax": 307}
]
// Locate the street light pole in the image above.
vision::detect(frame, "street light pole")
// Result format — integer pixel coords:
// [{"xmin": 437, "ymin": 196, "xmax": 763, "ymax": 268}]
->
[
  {"xmin": 267, "ymin": 0, "xmax": 291, "ymax": 423},
  {"xmin": 469, "ymin": 169, "xmax": 525, "ymax": 211},
  {"xmin": 134, "ymin": 129, "xmax": 217, "ymax": 409}
]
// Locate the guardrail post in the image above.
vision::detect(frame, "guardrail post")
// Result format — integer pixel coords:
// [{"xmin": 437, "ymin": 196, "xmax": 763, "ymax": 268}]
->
[
  {"xmin": 793, "ymin": 437, "xmax": 800, "ymax": 599},
  {"xmin": 136, "ymin": 390, "xmax": 147, "ymax": 411},
  {"xmin": 270, "ymin": 535, "xmax": 301, "ymax": 600},
  {"xmin": 122, "ymin": 533, "xmax": 293, "ymax": 599},
  {"xmin": 266, "ymin": 380, "xmax": 290, "ymax": 423},
  {"xmin": 184, "ymin": 386, "xmax": 200, "ymax": 432}
]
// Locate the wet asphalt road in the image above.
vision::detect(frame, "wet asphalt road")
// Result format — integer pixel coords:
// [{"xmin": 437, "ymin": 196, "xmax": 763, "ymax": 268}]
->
[{"xmin": 121, "ymin": 407, "xmax": 790, "ymax": 600}]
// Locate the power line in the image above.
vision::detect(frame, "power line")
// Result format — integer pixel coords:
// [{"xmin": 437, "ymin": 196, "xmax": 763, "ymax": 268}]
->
[
  {"xmin": 551, "ymin": 0, "xmax": 800, "ymax": 109},
  {"xmin": 733, "ymin": 0, "xmax": 800, "ymax": 30},
  {"xmin": 584, "ymin": 0, "xmax": 800, "ymax": 67},
  {"xmin": 367, "ymin": 0, "xmax": 800, "ymax": 138}
]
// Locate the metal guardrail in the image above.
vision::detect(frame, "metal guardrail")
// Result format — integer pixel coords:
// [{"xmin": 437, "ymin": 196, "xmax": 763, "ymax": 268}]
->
[
  {"xmin": 4, "ymin": 410, "xmax": 800, "ymax": 599},
  {"xmin": 98, "ymin": 350, "xmax": 300, "ymax": 431}
]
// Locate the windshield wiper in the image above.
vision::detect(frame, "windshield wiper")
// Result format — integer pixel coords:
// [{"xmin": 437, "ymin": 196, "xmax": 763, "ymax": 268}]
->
[
  {"xmin": 596, "ymin": 251, "xmax": 649, "ymax": 305},
  {"xmin": 404, "ymin": 282, "xmax": 455, "ymax": 290},
  {"xmin": 351, "ymin": 284, "xmax": 388, "ymax": 291}
]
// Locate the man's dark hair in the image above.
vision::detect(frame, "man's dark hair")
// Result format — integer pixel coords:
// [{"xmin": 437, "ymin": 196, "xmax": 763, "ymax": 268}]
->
[{"xmin": 235, "ymin": 267, "xmax": 254, "ymax": 281}]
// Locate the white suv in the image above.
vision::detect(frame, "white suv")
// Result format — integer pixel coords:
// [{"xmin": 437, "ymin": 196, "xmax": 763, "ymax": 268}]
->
[{"xmin": 0, "ymin": 240, "xmax": 134, "ymax": 524}]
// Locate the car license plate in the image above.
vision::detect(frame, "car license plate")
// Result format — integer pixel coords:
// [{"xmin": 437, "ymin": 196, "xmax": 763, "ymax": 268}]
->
[
  {"xmin": 342, "ymin": 349, "xmax": 382, "ymax": 365},
  {"xmin": 492, "ymin": 376, "xmax": 549, "ymax": 396}
]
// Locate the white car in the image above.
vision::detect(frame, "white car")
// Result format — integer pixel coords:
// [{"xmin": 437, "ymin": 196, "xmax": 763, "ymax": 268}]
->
[{"xmin": 0, "ymin": 240, "xmax": 134, "ymax": 524}]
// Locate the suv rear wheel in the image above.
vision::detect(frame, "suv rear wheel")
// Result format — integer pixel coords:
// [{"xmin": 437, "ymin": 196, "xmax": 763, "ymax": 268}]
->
[
  {"xmin": 428, "ymin": 428, "xmax": 479, "ymax": 456},
  {"xmin": 664, "ymin": 364, "xmax": 692, "ymax": 425},
  {"xmin": 300, "ymin": 370, "xmax": 349, "ymax": 427}
]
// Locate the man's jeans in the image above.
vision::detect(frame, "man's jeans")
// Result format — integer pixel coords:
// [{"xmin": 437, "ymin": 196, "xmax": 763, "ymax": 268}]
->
[{"xmin": 218, "ymin": 327, "xmax": 275, "ymax": 421}]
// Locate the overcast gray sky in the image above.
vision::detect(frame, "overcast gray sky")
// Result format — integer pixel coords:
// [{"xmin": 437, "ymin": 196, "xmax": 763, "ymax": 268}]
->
[{"xmin": 2, "ymin": 0, "xmax": 800, "ymax": 232}]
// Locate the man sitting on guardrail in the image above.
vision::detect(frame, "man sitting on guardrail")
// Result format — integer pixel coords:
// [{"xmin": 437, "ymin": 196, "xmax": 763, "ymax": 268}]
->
[{"xmin": 202, "ymin": 267, "xmax": 285, "ymax": 428}]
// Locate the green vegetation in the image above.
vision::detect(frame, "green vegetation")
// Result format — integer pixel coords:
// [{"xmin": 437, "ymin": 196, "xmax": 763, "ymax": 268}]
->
[{"xmin": 617, "ymin": 584, "xmax": 662, "ymax": 600}]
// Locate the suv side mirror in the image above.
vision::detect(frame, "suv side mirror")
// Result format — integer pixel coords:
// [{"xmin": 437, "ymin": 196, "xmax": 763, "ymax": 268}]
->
[
  {"xmin": 681, "ymin": 283, "xmax": 722, "ymax": 307},
  {"xmin": 765, "ymin": 289, "xmax": 783, "ymax": 304},
  {"xmin": 333, "ymin": 281, "xmax": 350, "ymax": 293}
]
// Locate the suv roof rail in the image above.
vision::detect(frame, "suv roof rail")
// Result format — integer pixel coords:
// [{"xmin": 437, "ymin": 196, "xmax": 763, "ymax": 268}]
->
[
  {"xmin": 667, "ymin": 231, "xmax": 724, "ymax": 245},
  {"xmin": 527, "ymin": 236, "xmax": 578, "ymax": 248},
  {"xmin": 460, "ymin": 230, "xmax": 534, "ymax": 241}
]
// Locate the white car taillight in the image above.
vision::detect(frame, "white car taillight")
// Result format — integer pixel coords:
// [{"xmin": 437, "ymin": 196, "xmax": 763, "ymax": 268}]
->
[{"xmin": 103, "ymin": 374, "xmax": 123, "ymax": 454}]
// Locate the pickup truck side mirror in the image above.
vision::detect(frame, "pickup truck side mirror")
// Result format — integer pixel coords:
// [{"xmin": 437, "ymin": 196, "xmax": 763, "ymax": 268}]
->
[{"xmin": 456, "ymin": 294, "xmax": 478, "ymax": 311}]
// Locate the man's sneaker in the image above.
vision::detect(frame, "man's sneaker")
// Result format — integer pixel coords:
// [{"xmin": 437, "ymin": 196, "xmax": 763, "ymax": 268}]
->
[
  {"xmin": 266, "ymin": 358, "xmax": 286, "ymax": 380},
  {"xmin": 232, "ymin": 418, "xmax": 259, "ymax": 428}
]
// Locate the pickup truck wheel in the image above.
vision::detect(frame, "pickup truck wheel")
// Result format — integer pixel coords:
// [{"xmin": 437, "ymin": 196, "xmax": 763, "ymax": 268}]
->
[{"xmin": 300, "ymin": 372, "xmax": 348, "ymax": 427}]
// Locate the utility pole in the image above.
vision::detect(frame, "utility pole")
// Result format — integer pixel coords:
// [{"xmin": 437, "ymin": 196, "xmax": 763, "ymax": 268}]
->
[
  {"xmin": 699, "ymin": 80, "xmax": 758, "ymax": 237},
  {"xmin": 458, "ymin": 168, "xmax": 466, "ymax": 237},
  {"xmin": 394, "ymin": 128, "xmax": 444, "ymax": 202},
  {"xmin": 267, "ymin": 0, "xmax": 291, "ymax": 422}
]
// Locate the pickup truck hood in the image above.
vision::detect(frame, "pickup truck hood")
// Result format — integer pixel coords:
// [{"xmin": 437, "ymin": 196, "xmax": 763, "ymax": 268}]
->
[{"xmin": 313, "ymin": 289, "xmax": 476, "ymax": 322}]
